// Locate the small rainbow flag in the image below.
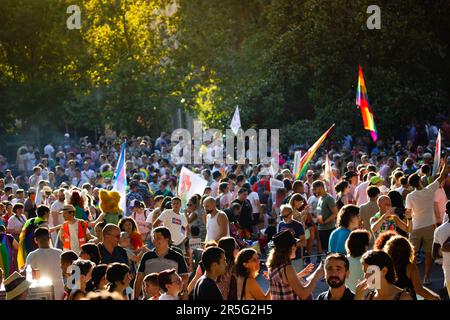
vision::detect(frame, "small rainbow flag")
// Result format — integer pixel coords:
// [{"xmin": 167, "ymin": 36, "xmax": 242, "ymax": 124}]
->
[
  {"xmin": 432, "ymin": 130, "xmax": 441, "ymax": 176},
  {"xmin": 139, "ymin": 168, "xmax": 149, "ymax": 181},
  {"xmin": 295, "ymin": 124, "xmax": 335, "ymax": 180},
  {"xmin": 356, "ymin": 65, "xmax": 378, "ymax": 142}
]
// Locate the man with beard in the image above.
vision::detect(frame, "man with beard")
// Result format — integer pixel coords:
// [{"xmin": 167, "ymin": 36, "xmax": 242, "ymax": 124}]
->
[
  {"xmin": 316, "ymin": 253, "xmax": 354, "ymax": 300},
  {"xmin": 204, "ymin": 197, "xmax": 229, "ymax": 242}
]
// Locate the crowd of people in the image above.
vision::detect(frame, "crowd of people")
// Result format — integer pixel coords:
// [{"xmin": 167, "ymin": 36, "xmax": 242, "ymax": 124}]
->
[{"xmin": 1, "ymin": 125, "xmax": 450, "ymax": 301}]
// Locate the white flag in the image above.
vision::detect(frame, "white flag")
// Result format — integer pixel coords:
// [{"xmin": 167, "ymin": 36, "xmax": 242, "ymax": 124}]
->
[
  {"xmin": 230, "ymin": 106, "xmax": 241, "ymax": 135},
  {"xmin": 293, "ymin": 151, "xmax": 302, "ymax": 179},
  {"xmin": 178, "ymin": 167, "xmax": 208, "ymax": 208}
]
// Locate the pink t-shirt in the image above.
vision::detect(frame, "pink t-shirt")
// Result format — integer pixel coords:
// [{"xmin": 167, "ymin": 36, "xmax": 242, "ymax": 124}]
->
[{"xmin": 434, "ymin": 187, "xmax": 448, "ymax": 224}]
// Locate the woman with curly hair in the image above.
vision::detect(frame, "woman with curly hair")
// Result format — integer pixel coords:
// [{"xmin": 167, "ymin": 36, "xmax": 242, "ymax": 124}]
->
[
  {"xmin": 373, "ymin": 230, "xmax": 398, "ymax": 251},
  {"xmin": 119, "ymin": 217, "xmax": 143, "ymax": 250},
  {"xmin": 384, "ymin": 235, "xmax": 440, "ymax": 300},
  {"xmin": 69, "ymin": 189, "xmax": 88, "ymax": 221}
]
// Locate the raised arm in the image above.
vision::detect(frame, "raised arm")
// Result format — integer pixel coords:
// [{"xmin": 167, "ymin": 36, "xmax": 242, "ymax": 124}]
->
[{"xmin": 285, "ymin": 264, "xmax": 322, "ymax": 299}]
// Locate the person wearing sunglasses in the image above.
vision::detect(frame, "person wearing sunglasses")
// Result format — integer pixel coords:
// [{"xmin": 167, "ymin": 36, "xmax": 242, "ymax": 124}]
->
[{"xmin": 97, "ymin": 224, "xmax": 129, "ymax": 265}]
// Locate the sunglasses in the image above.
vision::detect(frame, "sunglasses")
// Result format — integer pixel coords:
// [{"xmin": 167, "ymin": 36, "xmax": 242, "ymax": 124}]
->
[{"xmin": 281, "ymin": 214, "xmax": 291, "ymax": 219}]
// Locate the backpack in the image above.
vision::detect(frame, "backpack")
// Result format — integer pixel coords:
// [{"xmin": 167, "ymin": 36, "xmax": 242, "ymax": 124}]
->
[{"xmin": 256, "ymin": 181, "xmax": 269, "ymax": 204}]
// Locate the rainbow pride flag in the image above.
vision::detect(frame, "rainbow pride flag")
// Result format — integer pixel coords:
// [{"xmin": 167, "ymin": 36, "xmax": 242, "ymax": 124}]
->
[
  {"xmin": 356, "ymin": 65, "xmax": 378, "ymax": 142},
  {"xmin": 432, "ymin": 130, "xmax": 441, "ymax": 176},
  {"xmin": 113, "ymin": 142, "xmax": 127, "ymax": 215},
  {"xmin": 0, "ymin": 233, "xmax": 15, "ymax": 278},
  {"xmin": 295, "ymin": 124, "xmax": 335, "ymax": 180},
  {"xmin": 17, "ymin": 217, "xmax": 45, "ymax": 270}
]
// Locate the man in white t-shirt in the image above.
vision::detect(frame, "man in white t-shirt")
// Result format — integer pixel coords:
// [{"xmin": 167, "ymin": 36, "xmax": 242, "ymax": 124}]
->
[
  {"xmin": 406, "ymin": 160, "xmax": 448, "ymax": 284},
  {"xmin": 210, "ymin": 171, "xmax": 222, "ymax": 199},
  {"xmin": 153, "ymin": 197, "xmax": 190, "ymax": 252},
  {"xmin": 432, "ymin": 201, "xmax": 450, "ymax": 297},
  {"xmin": 43, "ymin": 143, "xmax": 55, "ymax": 160},
  {"xmin": 354, "ymin": 172, "xmax": 377, "ymax": 207},
  {"xmin": 50, "ymin": 189, "xmax": 66, "ymax": 246},
  {"xmin": 25, "ymin": 227, "xmax": 65, "ymax": 300}
]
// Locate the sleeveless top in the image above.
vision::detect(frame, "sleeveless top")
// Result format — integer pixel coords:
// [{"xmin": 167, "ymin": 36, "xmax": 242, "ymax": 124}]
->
[
  {"xmin": 366, "ymin": 288, "xmax": 413, "ymax": 300},
  {"xmin": 268, "ymin": 264, "xmax": 299, "ymax": 300},
  {"xmin": 239, "ymin": 276, "xmax": 249, "ymax": 300},
  {"xmin": 394, "ymin": 264, "xmax": 417, "ymax": 300},
  {"xmin": 206, "ymin": 212, "xmax": 229, "ymax": 242},
  {"xmin": 336, "ymin": 195, "xmax": 345, "ymax": 211}
]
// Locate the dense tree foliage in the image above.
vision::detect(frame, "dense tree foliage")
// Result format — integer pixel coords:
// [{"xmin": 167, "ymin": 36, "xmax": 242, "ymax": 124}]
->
[{"xmin": 1, "ymin": 0, "xmax": 449, "ymax": 150}]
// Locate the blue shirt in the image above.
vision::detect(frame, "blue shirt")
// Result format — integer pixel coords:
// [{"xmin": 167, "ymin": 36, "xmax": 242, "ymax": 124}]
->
[{"xmin": 328, "ymin": 228, "xmax": 351, "ymax": 255}]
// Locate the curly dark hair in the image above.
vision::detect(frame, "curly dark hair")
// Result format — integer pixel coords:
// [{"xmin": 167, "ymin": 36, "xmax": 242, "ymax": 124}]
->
[
  {"xmin": 373, "ymin": 230, "xmax": 398, "ymax": 251},
  {"xmin": 384, "ymin": 236, "xmax": 415, "ymax": 273}
]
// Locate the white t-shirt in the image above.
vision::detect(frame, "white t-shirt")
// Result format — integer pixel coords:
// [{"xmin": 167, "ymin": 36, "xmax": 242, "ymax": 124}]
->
[
  {"xmin": 434, "ymin": 188, "xmax": 448, "ymax": 224},
  {"xmin": 50, "ymin": 200, "xmax": 65, "ymax": 227},
  {"xmin": 210, "ymin": 181, "xmax": 219, "ymax": 198},
  {"xmin": 405, "ymin": 180, "xmax": 439, "ymax": 230},
  {"xmin": 219, "ymin": 192, "xmax": 233, "ymax": 210},
  {"xmin": 433, "ymin": 222, "xmax": 450, "ymax": 280},
  {"xmin": 159, "ymin": 293, "xmax": 179, "ymax": 300},
  {"xmin": 247, "ymin": 191, "xmax": 260, "ymax": 214},
  {"xmin": 81, "ymin": 169, "xmax": 96, "ymax": 181},
  {"xmin": 354, "ymin": 181, "xmax": 370, "ymax": 207},
  {"xmin": 7, "ymin": 214, "xmax": 26, "ymax": 237},
  {"xmin": 25, "ymin": 247, "xmax": 65, "ymax": 300},
  {"xmin": 158, "ymin": 210, "xmax": 188, "ymax": 246},
  {"xmin": 44, "ymin": 144, "xmax": 55, "ymax": 159},
  {"xmin": 72, "ymin": 177, "xmax": 88, "ymax": 187}
]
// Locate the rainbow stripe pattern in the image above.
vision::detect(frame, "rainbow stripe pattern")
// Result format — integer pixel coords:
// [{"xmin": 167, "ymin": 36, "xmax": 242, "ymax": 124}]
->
[
  {"xmin": 17, "ymin": 217, "xmax": 45, "ymax": 270},
  {"xmin": 356, "ymin": 65, "xmax": 378, "ymax": 142},
  {"xmin": 295, "ymin": 124, "xmax": 335, "ymax": 180},
  {"xmin": 0, "ymin": 233, "xmax": 15, "ymax": 278}
]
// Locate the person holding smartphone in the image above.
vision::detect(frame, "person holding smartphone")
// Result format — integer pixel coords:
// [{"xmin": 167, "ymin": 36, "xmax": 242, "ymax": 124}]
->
[{"xmin": 370, "ymin": 195, "xmax": 412, "ymax": 239}]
